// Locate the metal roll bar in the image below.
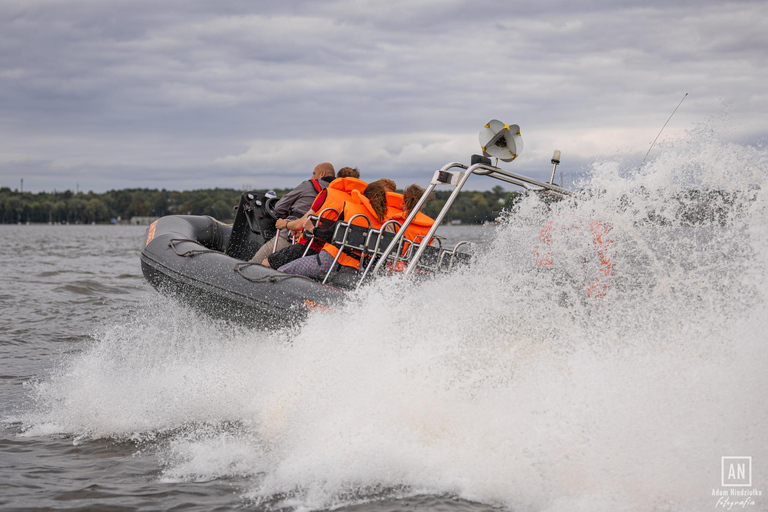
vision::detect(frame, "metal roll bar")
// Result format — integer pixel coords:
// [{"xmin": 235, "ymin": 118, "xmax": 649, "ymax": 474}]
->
[
  {"xmin": 372, "ymin": 160, "xmax": 572, "ymax": 276},
  {"xmin": 371, "ymin": 162, "xmax": 465, "ymax": 276}
]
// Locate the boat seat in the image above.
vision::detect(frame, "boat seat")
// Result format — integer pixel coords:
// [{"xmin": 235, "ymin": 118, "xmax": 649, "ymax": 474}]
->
[
  {"xmin": 398, "ymin": 239, "xmax": 473, "ymax": 274},
  {"xmin": 332, "ymin": 223, "xmax": 369, "ymax": 252},
  {"xmin": 356, "ymin": 220, "xmax": 403, "ymax": 285},
  {"xmin": 417, "ymin": 245, "xmax": 443, "ymax": 271},
  {"xmin": 403, "ymin": 238, "xmax": 443, "ymax": 273},
  {"xmin": 322, "ymin": 214, "xmax": 374, "ymax": 284},
  {"xmin": 438, "ymin": 241, "xmax": 473, "ymax": 270},
  {"xmin": 300, "ymin": 207, "xmax": 340, "ymax": 257}
]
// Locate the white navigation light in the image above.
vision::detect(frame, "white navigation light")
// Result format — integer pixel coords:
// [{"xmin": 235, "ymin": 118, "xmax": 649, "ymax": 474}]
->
[{"xmin": 479, "ymin": 119, "xmax": 523, "ymax": 162}]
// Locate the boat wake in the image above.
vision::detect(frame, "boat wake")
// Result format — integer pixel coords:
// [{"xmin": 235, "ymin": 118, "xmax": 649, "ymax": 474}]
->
[{"xmin": 19, "ymin": 124, "xmax": 768, "ymax": 512}]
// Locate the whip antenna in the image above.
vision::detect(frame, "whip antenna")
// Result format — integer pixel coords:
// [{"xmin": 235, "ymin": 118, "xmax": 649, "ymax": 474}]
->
[{"xmin": 640, "ymin": 92, "xmax": 688, "ymax": 168}]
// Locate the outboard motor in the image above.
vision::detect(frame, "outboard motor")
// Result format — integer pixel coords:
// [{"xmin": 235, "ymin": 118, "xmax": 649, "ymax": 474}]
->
[{"xmin": 226, "ymin": 191, "xmax": 279, "ymax": 261}]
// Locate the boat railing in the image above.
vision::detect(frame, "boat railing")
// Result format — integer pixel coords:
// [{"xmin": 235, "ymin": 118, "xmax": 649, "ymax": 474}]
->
[
  {"xmin": 438, "ymin": 241, "xmax": 473, "ymax": 271},
  {"xmin": 322, "ymin": 213, "xmax": 374, "ymax": 285},
  {"xmin": 300, "ymin": 207, "xmax": 341, "ymax": 258},
  {"xmin": 347, "ymin": 232, "xmax": 472, "ymax": 285},
  {"xmin": 355, "ymin": 219, "xmax": 403, "ymax": 286},
  {"xmin": 372, "ymin": 157, "xmax": 572, "ymax": 277},
  {"xmin": 271, "ymin": 229, "xmax": 293, "ymax": 253},
  {"xmin": 403, "ymin": 238, "xmax": 442, "ymax": 273}
]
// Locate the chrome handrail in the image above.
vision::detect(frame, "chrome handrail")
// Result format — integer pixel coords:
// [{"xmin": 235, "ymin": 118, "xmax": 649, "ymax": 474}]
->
[
  {"xmin": 371, "ymin": 160, "xmax": 571, "ymax": 277},
  {"xmin": 301, "ymin": 207, "xmax": 340, "ymax": 257},
  {"xmin": 438, "ymin": 240, "xmax": 471, "ymax": 271},
  {"xmin": 322, "ymin": 213, "xmax": 373, "ymax": 284},
  {"xmin": 356, "ymin": 219, "xmax": 403, "ymax": 287},
  {"xmin": 372, "ymin": 162, "xmax": 467, "ymax": 275},
  {"xmin": 403, "ymin": 162, "xmax": 571, "ymax": 275}
]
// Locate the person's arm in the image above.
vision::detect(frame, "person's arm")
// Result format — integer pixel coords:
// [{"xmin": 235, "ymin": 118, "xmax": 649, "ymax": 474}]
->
[
  {"xmin": 274, "ymin": 182, "xmax": 306, "ymax": 218},
  {"xmin": 274, "ymin": 218, "xmax": 294, "ymax": 231},
  {"xmin": 285, "ymin": 210, "xmax": 314, "ymax": 231},
  {"xmin": 285, "ymin": 188, "xmax": 329, "ymax": 232}
]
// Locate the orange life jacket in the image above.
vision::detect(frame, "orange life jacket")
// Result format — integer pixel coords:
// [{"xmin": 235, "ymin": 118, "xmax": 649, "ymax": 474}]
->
[
  {"xmin": 319, "ymin": 177, "xmax": 368, "ymax": 215},
  {"xmin": 323, "ymin": 189, "xmax": 386, "ymax": 269},
  {"xmin": 382, "ymin": 191, "xmax": 435, "ymax": 254},
  {"xmin": 300, "ymin": 177, "xmax": 368, "ymax": 247},
  {"xmin": 385, "ymin": 191, "xmax": 404, "ymax": 219},
  {"xmin": 391, "ymin": 209, "xmax": 435, "ymax": 252}
]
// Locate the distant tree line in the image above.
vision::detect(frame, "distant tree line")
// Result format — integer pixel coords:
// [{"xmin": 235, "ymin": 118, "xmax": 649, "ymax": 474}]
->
[
  {"xmin": 2, "ymin": 185, "xmax": 735, "ymax": 226},
  {"xmin": 0, "ymin": 185, "xmax": 522, "ymax": 225},
  {"xmin": 0, "ymin": 187, "xmax": 264, "ymax": 224},
  {"xmin": 422, "ymin": 186, "xmax": 522, "ymax": 224}
]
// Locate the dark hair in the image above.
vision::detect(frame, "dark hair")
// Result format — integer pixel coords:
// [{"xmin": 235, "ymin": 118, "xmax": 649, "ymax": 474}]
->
[
  {"xmin": 337, "ymin": 167, "xmax": 360, "ymax": 179},
  {"xmin": 403, "ymin": 184, "xmax": 426, "ymax": 213},
  {"xmin": 372, "ymin": 178, "xmax": 397, "ymax": 193},
  {"xmin": 363, "ymin": 182, "xmax": 388, "ymax": 222}
]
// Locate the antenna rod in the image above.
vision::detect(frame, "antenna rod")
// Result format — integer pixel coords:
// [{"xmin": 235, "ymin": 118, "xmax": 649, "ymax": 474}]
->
[
  {"xmin": 548, "ymin": 150, "xmax": 561, "ymax": 185},
  {"xmin": 640, "ymin": 92, "xmax": 688, "ymax": 168}
]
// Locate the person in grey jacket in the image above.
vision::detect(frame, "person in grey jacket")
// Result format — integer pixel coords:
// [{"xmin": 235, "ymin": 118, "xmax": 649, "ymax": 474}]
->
[{"xmin": 250, "ymin": 162, "xmax": 335, "ymax": 264}]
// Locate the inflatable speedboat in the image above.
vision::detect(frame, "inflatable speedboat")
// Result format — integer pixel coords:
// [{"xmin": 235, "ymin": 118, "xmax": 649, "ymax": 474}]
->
[
  {"xmin": 140, "ymin": 122, "xmax": 572, "ymax": 326},
  {"xmin": 139, "ymin": 192, "xmax": 351, "ymax": 326}
]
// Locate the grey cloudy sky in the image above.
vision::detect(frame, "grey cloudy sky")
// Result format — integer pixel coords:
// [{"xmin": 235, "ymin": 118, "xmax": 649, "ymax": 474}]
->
[{"xmin": 1, "ymin": 0, "xmax": 766, "ymax": 192}]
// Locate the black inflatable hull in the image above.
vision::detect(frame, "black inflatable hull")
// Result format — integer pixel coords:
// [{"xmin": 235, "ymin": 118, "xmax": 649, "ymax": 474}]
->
[{"xmin": 140, "ymin": 214, "xmax": 346, "ymax": 327}]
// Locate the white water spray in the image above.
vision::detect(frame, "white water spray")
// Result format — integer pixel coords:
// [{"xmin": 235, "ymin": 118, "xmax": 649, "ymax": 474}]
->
[{"xmin": 21, "ymin": 124, "xmax": 768, "ymax": 512}]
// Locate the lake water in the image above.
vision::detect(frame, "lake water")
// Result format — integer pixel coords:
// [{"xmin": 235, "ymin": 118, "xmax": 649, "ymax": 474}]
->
[
  {"xmin": 0, "ymin": 224, "xmax": 500, "ymax": 512},
  {"xmin": 2, "ymin": 134, "xmax": 767, "ymax": 512}
]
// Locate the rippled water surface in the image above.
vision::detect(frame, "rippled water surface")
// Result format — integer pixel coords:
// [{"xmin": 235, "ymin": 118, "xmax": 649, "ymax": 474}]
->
[
  {"xmin": 0, "ymin": 224, "xmax": 498, "ymax": 512},
  {"xmin": 2, "ymin": 130, "xmax": 768, "ymax": 512}
]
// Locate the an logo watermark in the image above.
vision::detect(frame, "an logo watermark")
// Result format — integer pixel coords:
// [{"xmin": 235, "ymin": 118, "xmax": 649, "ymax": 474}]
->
[
  {"xmin": 723, "ymin": 457, "xmax": 752, "ymax": 487},
  {"xmin": 712, "ymin": 456, "xmax": 761, "ymax": 509}
]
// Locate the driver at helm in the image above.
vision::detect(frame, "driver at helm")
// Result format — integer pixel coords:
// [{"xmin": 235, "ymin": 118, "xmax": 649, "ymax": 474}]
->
[{"xmin": 249, "ymin": 162, "xmax": 335, "ymax": 265}]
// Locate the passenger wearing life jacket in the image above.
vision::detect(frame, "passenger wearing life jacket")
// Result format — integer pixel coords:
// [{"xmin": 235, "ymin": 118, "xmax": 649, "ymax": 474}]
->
[
  {"xmin": 390, "ymin": 184, "xmax": 434, "ymax": 249},
  {"xmin": 260, "ymin": 167, "xmax": 366, "ymax": 269},
  {"xmin": 250, "ymin": 162, "xmax": 335, "ymax": 265},
  {"xmin": 383, "ymin": 184, "xmax": 435, "ymax": 273},
  {"xmin": 277, "ymin": 181, "xmax": 389, "ymax": 279},
  {"xmin": 262, "ymin": 174, "xmax": 397, "ymax": 269},
  {"xmin": 385, "ymin": 188, "xmax": 405, "ymax": 219}
]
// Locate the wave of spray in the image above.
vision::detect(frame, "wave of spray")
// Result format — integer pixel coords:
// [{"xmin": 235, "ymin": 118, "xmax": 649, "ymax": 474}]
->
[{"xmin": 20, "ymin": 124, "xmax": 768, "ymax": 511}]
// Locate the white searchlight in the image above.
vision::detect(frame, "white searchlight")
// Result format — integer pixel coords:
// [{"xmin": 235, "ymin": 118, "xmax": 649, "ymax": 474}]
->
[{"xmin": 479, "ymin": 119, "xmax": 523, "ymax": 162}]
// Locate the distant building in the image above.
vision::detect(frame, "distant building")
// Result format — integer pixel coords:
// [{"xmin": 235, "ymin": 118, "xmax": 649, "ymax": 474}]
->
[{"xmin": 130, "ymin": 216, "xmax": 157, "ymax": 226}]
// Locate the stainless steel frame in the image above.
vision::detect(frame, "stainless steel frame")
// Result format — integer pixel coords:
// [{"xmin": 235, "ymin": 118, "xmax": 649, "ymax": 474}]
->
[
  {"xmin": 322, "ymin": 213, "xmax": 373, "ymax": 284},
  {"xmin": 372, "ymin": 160, "xmax": 572, "ymax": 276},
  {"xmin": 355, "ymin": 219, "xmax": 403, "ymax": 288},
  {"xmin": 438, "ymin": 240, "xmax": 470, "ymax": 271},
  {"xmin": 301, "ymin": 207, "xmax": 341, "ymax": 258}
]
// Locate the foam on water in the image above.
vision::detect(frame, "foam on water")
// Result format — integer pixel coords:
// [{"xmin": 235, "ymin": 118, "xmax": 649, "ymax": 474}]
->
[{"xmin": 21, "ymin": 124, "xmax": 768, "ymax": 511}]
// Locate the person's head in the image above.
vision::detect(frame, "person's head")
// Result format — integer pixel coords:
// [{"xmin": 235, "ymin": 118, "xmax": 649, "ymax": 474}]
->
[
  {"xmin": 312, "ymin": 162, "xmax": 335, "ymax": 179},
  {"xmin": 372, "ymin": 178, "xmax": 397, "ymax": 193},
  {"xmin": 403, "ymin": 184, "xmax": 426, "ymax": 213},
  {"xmin": 337, "ymin": 167, "xmax": 360, "ymax": 179},
  {"xmin": 363, "ymin": 182, "xmax": 389, "ymax": 222}
]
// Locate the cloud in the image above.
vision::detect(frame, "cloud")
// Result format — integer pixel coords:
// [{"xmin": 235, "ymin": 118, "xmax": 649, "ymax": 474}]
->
[{"xmin": 0, "ymin": 0, "xmax": 766, "ymax": 192}]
